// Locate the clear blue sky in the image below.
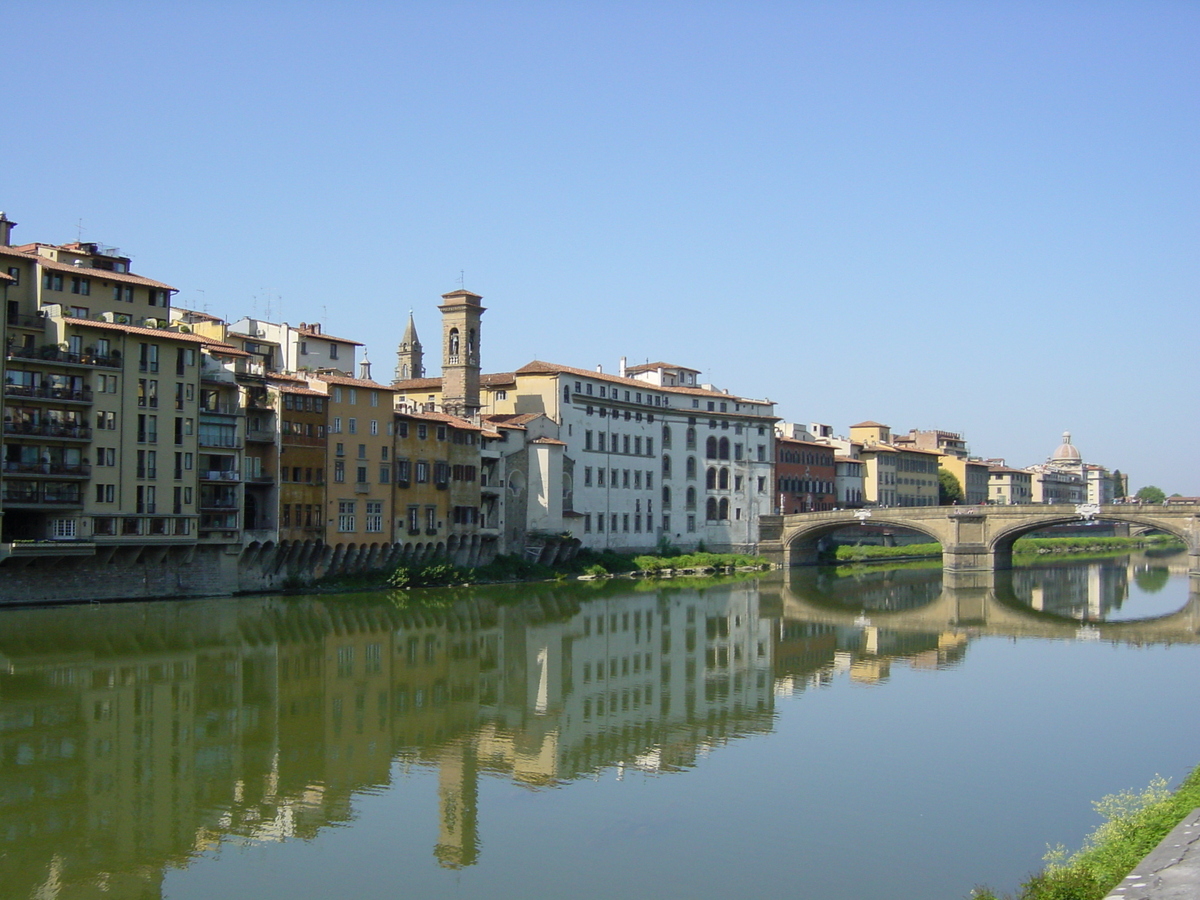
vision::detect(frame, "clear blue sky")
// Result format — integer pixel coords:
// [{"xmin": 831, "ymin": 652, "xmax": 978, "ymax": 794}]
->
[{"xmin": 6, "ymin": 1, "xmax": 1197, "ymax": 493}]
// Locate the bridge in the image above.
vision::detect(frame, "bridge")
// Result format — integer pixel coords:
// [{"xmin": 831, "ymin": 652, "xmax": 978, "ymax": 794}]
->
[
  {"xmin": 758, "ymin": 504, "xmax": 1200, "ymax": 577},
  {"xmin": 760, "ymin": 569, "xmax": 1200, "ymax": 647}
]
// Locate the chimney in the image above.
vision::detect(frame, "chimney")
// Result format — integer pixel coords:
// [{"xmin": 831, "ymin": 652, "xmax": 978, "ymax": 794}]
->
[
  {"xmin": 0, "ymin": 212, "xmax": 15, "ymax": 247},
  {"xmin": 595, "ymin": 364, "xmax": 603, "ymax": 373},
  {"xmin": 619, "ymin": 356, "xmax": 627, "ymax": 377}
]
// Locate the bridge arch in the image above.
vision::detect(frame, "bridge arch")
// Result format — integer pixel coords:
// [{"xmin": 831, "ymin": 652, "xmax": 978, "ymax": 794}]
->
[
  {"xmin": 765, "ymin": 505, "xmax": 1199, "ymax": 575},
  {"xmin": 782, "ymin": 515, "xmax": 947, "ymax": 567},
  {"xmin": 987, "ymin": 512, "xmax": 1198, "ymax": 569}
]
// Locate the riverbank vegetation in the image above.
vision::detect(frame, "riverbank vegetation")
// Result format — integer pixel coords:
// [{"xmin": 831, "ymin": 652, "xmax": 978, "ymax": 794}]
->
[
  {"xmin": 305, "ymin": 547, "xmax": 771, "ymax": 593},
  {"xmin": 831, "ymin": 533, "xmax": 1184, "ymax": 563},
  {"xmin": 970, "ymin": 764, "xmax": 1200, "ymax": 900}
]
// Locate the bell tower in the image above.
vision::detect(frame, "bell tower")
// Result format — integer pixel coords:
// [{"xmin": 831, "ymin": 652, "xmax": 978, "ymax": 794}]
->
[
  {"xmin": 439, "ymin": 289, "xmax": 485, "ymax": 418},
  {"xmin": 394, "ymin": 310, "xmax": 424, "ymax": 381}
]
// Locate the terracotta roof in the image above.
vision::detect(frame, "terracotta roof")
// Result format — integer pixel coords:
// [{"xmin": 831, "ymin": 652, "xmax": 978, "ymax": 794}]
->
[
  {"xmin": 850, "ymin": 420, "xmax": 889, "ymax": 428},
  {"xmin": 392, "ymin": 377, "xmax": 443, "ymax": 390},
  {"xmin": 516, "ymin": 359, "xmax": 771, "ymax": 405},
  {"xmin": 204, "ymin": 343, "xmax": 251, "ymax": 358},
  {"xmin": 31, "ymin": 254, "xmax": 175, "ymax": 291},
  {"xmin": 173, "ymin": 307, "xmax": 225, "ymax": 323},
  {"xmin": 0, "ymin": 246, "xmax": 38, "ymax": 260},
  {"xmin": 896, "ymin": 446, "xmax": 943, "ymax": 456},
  {"xmin": 624, "ymin": 361, "xmax": 700, "ymax": 374},
  {"xmin": 483, "ymin": 413, "xmax": 543, "ymax": 426},
  {"xmin": 402, "ymin": 410, "xmax": 482, "ymax": 431},
  {"xmin": 61, "ymin": 315, "xmax": 231, "ymax": 346},
  {"xmin": 268, "ymin": 373, "xmax": 310, "ymax": 385},
  {"xmin": 390, "ymin": 372, "xmax": 517, "ymax": 391},
  {"xmin": 530, "ymin": 436, "xmax": 567, "ymax": 446},
  {"xmin": 313, "ymin": 373, "xmax": 393, "ymax": 391},
  {"xmin": 296, "ymin": 328, "xmax": 363, "ymax": 346},
  {"xmin": 0, "ymin": 271, "xmax": 14, "ymax": 283},
  {"xmin": 481, "ymin": 429, "xmax": 503, "ymax": 439},
  {"xmin": 858, "ymin": 443, "xmax": 899, "ymax": 454},
  {"xmin": 279, "ymin": 385, "xmax": 328, "ymax": 397}
]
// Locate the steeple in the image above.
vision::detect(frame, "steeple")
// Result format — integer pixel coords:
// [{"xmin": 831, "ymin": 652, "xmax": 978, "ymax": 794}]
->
[{"xmin": 395, "ymin": 310, "xmax": 424, "ymax": 381}]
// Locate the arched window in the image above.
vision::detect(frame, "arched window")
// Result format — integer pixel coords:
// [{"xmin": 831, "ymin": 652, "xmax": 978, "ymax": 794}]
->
[
  {"xmin": 718, "ymin": 498, "xmax": 729, "ymax": 520},
  {"xmin": 719, "ymin": 468, "xmax": 729, "ymax": 490},
  {"xmin": 718, "ymin": 437, "xmax": 730, "ymax": 460},
  {"xmin": 662, "ymin": 486, "xmax": 672, "ymax": 507},
  {"xmin": 706, "ymin": 467, "xmax": 717, "ymax": 490},
  {"xmin": 706, "ymin": 497, "xmax": 718, "ymax": 521},
  {"xmin": 563, "ymin": 385, "xmax": 570, "ymax": 403},
  {"xmin": 468, "ymin": 328, "xmax": 476, "ymax": 356},
  {"xmin": 706, "ymin": 436, "xmax": 718, "ymax": 459},
  {"xmin": 686, "ymin": 456, "xmax": 696, "ymax": 479},
  {"xmin": 448, "ymin": 328, "xmax": 460, "ymax": 360},
  {"xmin": 662, "ymin": 425, "xmax": 672, "ymax": 448},
  {"xmin": 686, "ymin": 486, "xmax": 696, "ymax": 509},
  {"xmin": 686, "ymin": 427, "xmax": 696, "ymax": 449}
]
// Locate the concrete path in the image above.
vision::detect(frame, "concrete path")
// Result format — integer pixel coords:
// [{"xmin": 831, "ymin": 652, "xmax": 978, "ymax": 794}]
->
[{"xmin": 1104, "ymin": 808, "xmax": 1200, "ymax": 899}]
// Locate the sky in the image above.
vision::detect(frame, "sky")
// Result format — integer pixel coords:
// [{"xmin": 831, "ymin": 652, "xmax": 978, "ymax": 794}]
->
[{"xmin": 5, "ymin": 1, "xmax": 1197, "ymax": 493}]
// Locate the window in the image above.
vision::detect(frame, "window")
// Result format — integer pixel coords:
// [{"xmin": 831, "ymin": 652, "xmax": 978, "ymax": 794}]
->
[
  {"xmin": 348, "ymin": 418, "xmax": 357, "ymax": 434},
  {"xmin": 334, "ymin": 460, "xmax": 345, "ymax": 482},
  {"xmin": 332, "ymin": 417, "xmax": 343, "ymax": 433},
  {"xmin": 365, "ymin": 501, "xmax": 383, "ymax": 532},
  {"xmin": 370, "ymin": 419, "xmax": 378, "ymax": 435},
  {"xmin": 329, "ymin": 343, "xmax": 339, "ymax": 359},
  {"xmin": 338, "ymin": 500, "xmax": 356, "ymax": 532}
]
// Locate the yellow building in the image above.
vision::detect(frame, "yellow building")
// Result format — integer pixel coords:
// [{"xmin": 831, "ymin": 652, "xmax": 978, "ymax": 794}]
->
[
  {"xmin": 938, "ymin": 455, "xmax": 990, "ymax": 506},
  {"xmin": 313, "ymin": 373, "xmax": 396, "ymax": 555}
]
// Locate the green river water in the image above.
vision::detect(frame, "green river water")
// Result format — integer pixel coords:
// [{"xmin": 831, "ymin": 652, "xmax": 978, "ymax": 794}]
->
[{"xmin": 1, "ymin": 550, "xmax": 1197, "ymax": 899}]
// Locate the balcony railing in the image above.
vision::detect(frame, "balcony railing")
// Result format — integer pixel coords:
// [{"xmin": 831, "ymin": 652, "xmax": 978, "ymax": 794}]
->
[
  {"xmin": 1, "ymin": 486, "xmax": 84, "ymax": 506},
  {"xmin": 200, "ymin": 470, "xmax": 241, "ymax": 482},
  {"xmin": 6, "ymin": 347, "xmax": 121, "ymax": 368},
  {"xmin": 198, "ymin": 403, "xmax": 241, "ymax": 416},
  {"xmin": 198, "ymin": 435, "xmax": 241, "ymax": 448},
  {"xmin": 4, "ymin": 384, "xmax": 93, "ymax": 404},
  {"xmin": 245, "ymin": 427, "xmax": 275, "ymax": 442},
  {"xmin": 6, "ymin": 312, "xmax": 46, "ymax": 329},
  {"xmin": 2, "ymin": 461, "xmax": 92, "ymax": 478},
  {"xmin": 3, "ymin": 421, "xmax": 92, "ymax": 440}
]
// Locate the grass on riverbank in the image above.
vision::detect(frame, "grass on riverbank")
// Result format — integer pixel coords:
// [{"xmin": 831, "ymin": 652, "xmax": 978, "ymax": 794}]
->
[
  {"xmin": 832, "ymin": 533, "xmax": 1183, "ymax": 563},
  {"xmin": 303, "ymin": 548, "xmax": 771, "ymax": 593},
  {"xmin": 970, "ymin": 765, "xmax": 1200, "ymax": 900}
]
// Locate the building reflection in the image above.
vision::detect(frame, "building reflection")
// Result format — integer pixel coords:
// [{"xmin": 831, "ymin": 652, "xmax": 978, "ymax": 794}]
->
[
  {"xmin": 1, "ymin": 557, "xmax": 1192, "ymax": 894},
  {"xmin": 0, "ymin": 580, "xmax": 779, "ymax": 893}
]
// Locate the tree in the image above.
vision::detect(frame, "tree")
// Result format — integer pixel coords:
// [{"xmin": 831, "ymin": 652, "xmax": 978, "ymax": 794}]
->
[
  {"xmin": 1111, "ymin": 469, "xmax": 1125, "ymax": 499},
  {"xmin": 1135, "ymin": 485, "xmax": 1166, "ymax": 504},
  {"xmin": 938, "ymin": 468, "xmax": 963, "ymax": 505}
]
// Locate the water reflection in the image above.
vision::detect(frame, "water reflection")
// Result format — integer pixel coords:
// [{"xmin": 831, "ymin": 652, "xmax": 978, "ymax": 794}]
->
[{"xmin": 0, "ymin": 556, "xmax": 1195, "ymax": 897}]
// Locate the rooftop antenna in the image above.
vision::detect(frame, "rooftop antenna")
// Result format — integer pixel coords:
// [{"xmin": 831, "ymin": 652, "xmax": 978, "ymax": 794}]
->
[
  {"xmin": 457, "ymin": 270, "xmax": 465, "ymax": 289},
  {"xmin": 75, "ymin": 218, "xmax": 85, "ymax": 242}
]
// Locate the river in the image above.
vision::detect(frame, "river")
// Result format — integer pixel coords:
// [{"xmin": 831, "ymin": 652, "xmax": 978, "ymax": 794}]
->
[{"xmin": 1, "ymin": 551, "xmax": 1197, "ymax": 899}]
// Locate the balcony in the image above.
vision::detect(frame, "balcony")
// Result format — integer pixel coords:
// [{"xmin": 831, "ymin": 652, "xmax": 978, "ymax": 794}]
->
[
  {"xmin": 1, "ymin": 485, "xmax": 84, "ymax": 507},
  {"xmin": 6, "ymin": 346, "xmax": 121, "ymax": 369},
  {"xmin": 200, "ymin": 470, "xmax": 241, "ymax": 482},
  {"xmin": 245, "ymin": 426, "xmax": 275, "ymax": 443},
  {"xmin": 355, "ymin": 482, "xmax": 370, "ymax": 494},
  {"xmin": 6, "ymin": 311, "xmax": 46, "ymax": 329},
  {"xmin": 3, "ymin": 421, "xmax": 92, "ymax": 441},
  {"xmin": 198, "ymin": 435, "xmax": 242, "ymax": 449},
  {"xmin": 246, "ymin": 474, "xmax": 276, "ymax": 485},
  {"xmin": 2, "ymin": 461, "xmax": 92, "ymax": 479},
  {"xmin": 4, "ymin": 384, "xmax": 93, "ymax": 404},
  {"xmin": 198, "ymin": 403, "xmax": 242, "ymax": 416}
]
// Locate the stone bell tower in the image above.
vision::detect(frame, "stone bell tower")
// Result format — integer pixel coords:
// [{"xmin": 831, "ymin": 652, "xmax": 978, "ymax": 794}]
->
[
  {"xmin": 439, "ymin": 289, "xmax": 485, "ymax": 418},
  {"xmin": 394, "ymin": 310, "xmax": 424, "ymax": 381}
]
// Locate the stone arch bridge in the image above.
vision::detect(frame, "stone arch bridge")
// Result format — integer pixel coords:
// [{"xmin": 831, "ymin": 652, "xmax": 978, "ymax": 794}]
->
[{"xmin": 758, "ymin": 504, "xmax": 1200, "ymax": 577}]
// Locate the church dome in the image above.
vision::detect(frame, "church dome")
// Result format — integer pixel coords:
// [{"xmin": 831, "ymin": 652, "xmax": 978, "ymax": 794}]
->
[{"xmin": 1051, "ymin": 431, "xmax": 1082, "ymax": 463}]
